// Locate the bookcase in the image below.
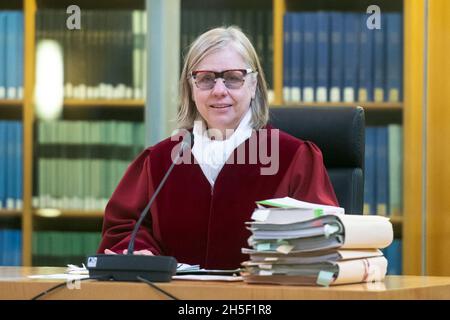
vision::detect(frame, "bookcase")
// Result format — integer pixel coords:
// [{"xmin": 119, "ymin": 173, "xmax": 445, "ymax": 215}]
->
[
  {"xmin": 0, "ymin": 0, "xmax": 147, "ymax": 267},
  {"xmin": 1, "ymin": 0, "xmax": 449, "ymax": 275}
]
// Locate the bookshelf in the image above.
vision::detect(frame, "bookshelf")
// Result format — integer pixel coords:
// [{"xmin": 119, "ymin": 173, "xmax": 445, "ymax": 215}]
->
[
  {"xmin": 11, "ymin": 0, "xmax": 147, "ymax": 266},
  {"xmin": 2, "ymin": 0, "xmax": 448, "ymax": 275}
]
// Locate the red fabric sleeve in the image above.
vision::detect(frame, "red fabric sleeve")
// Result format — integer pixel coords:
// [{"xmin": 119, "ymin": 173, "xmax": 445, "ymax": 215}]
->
[
  {"xmin": 97, "ymin": 148, "xmax": 162, "ymax": 255},
  {"xmin": 276, "ymin": 141, "xmax": 339, "ymax": 206}
]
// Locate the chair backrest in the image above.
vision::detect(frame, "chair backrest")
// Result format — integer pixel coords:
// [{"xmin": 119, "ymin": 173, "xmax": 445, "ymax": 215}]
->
[{"xmin": 269, "ymin": 107, "xmax": 365, "ymax": 214}]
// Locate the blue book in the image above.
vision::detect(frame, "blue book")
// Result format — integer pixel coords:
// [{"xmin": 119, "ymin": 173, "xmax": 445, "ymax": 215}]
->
[
  {"xmin": 373, "ymin": 13, "xmax": 385, "ymax": 102},
  {"xmin": 385, "ymin": 13, "xmax": 403, "ymax": 102},
  {"xmin": 2, "ymin": 229, "xmax": 13, "ymax": 265},
  {"xmin": 16, "ymin": 12, "xmax": 24, "ymax": 99},
  {"xmin": 316, "ymin": 11, "xmax": 330, "ymax": 102},
  {"xmin": 343, "ymin": 13, "xmax": 359, "ymax": 102},
  {"xmin": 358, "ymin": 13, "xmax": 374, "ymax": 102},
  {"xmin": 384, "ymin": 239, "xmax": 402, "ymax": 275},
  {"xmin": 364, "ymin": 127, "xmax": 376, "ymax": 215},
  {"xmin": 0, "ymin": 230, "xmax": 3, "ymax": 265},
  {"xmin": 15, "ymin": 122, "xmax": 23, "ymax": 210},
  {"xmin": 375, "ymin": 126, "xmax": 389, "ymax": 216},
  {"xmin": 290, "ymin": 13, "xmax": 303, "ymax": 102},
  {"xmin": 5, "ymin": 121, "xmax": 16, "ymax": 209},
  {"xmin": 0, "ymin": 122, "xmax": 6, "ymax": 208},
  {"xmin": 0, "ymin": 13, "xmax": 6, "ymax": 99},
  {"xmin": 302, "ymin": 12, "xmax": 316, "ymax": 102},
  {"xmin": 330, "ymin": 12, "xmax": 344, "ymax": 102},
  {"xmin": 283, "ymin": 13, "xmax": 292, "ymax": 102},
  {"xmin": 13, "ymin": 229, "xmax": 22, "ymax": 266},
  {"xmin": 5, "ymin": 12, "xmax": 19, "ymax": 99}
]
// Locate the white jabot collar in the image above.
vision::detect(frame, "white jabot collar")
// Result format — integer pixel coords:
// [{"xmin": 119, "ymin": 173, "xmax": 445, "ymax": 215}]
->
[{"xmin": 192, "ymin": 108, "xmax": 253, "ymax": 186}]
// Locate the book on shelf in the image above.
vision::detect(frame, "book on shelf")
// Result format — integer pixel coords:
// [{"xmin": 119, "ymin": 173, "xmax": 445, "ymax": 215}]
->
[
  {"xmin": 0, "ymin": 121, "xmax": 23, "ymax": 210},
  {"xmin": 282, "ymin": 10, "xmax": 403, "ymax": 104},
  {"xmin": 364, "ymin": 125, "xmax": 403, "ymax": 217},
  {"xmin": 35, "ymin": 9, "xmax": 146, "ymax": 100},
  {"xmin": 0, "ymin": 11, "xmax": 24, "ymax": 100}
]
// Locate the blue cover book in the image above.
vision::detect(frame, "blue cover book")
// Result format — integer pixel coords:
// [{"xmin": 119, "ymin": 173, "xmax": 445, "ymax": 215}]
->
[
  {"xmin": 283, "ymin": 13, "xmax": 292, "ymax": 102},
  {"xmin": 0, "ymin": 230, "xmax": 4, "ymax": 265},
  {"xmin": 2, "ymin": 229, "xmax": 13, "ymax": 266},
  {"xmin": 15, "ymin": 122, "xmax": 23, "ymax": 210},
  {"xmin": 373, "ymin": 13, "xmax": 385, "ymax": 102},
  {"xmin": 16, "ymin": 12, "xmax": 24, "ymax": 99},
  {"xmin": 385, "ymin": 13, "xmax": 403, "ymax": 102},
  {"xmin": 13, "ymin": 229, "xmax": 22, "ymax": 266},
  {"xmin": 358, "ymin": 13, "xmax": 374, "ymax": 102},
  {"xmin": 5, "ymin": 12, "xmax": 19, "ymax": 99},
  {"xmin": 0, "ymin": 122, "xmax": 6, "ymax": 208},
  {"xmin": 5, "ymin": 121, "xmax": 16, "ymax": 209},
  {"xmin": 302, "ymin": 12, "xmax": 316, "ymax": 102},
  {"xmin": 364, "ymin": 127, "xmax": 376, "ymax": 215},
  {"xmin": 343, "ymin": 13, "xmax": 359, "ymax": 102},
  {"xmin": 330, "ymin": 12, "xmax": 344, "ymax": 102},
  {"xmin": 0, "ymin": 13, "xmax": 6, "ymax": 99},
  {"xmin": 316, "ymin": 11, "xmax": 330, "ymax": 102},
  {"xmin": 290, "ymin": 13, "xmax": 303, "ymax": 102},
  {"xmin": 384, "ymin": 239, "xmax": 402, "ymax": 275},
  {"xmin": 375, "ymin": 126, "xmax": 389, "ymax": 216}
]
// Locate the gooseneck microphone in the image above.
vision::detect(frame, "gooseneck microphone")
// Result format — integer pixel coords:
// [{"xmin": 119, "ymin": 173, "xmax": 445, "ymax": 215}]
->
[
  {"xmin": 86, "ymin": 132, "xmax": 193, "ymax": 282},
  {"xmin": 127, "ymin": 134, "xmax": 192, "ymax": 255}
]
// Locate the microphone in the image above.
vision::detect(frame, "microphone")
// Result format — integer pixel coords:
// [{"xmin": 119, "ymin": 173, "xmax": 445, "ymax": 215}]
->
[{"xmin": 86, "ymin": 132, "xmax": 193, "ymax": 282}]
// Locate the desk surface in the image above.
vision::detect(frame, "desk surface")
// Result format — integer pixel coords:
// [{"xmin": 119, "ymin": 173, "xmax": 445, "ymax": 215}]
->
[{"xmin": 1, "ymin": 267, "xmax": 450, "ymax": 300}]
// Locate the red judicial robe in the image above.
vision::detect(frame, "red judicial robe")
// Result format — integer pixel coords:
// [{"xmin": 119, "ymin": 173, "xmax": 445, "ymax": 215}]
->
[{"xmin": 98, "ymin": 126, "xmax": 338, "ymax": 269}]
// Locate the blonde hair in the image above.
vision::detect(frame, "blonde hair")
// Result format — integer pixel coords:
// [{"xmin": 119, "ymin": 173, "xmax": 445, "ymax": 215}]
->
[{"xmin": 177, "ymin": 26, "xmax": 269, "ymax": 130}]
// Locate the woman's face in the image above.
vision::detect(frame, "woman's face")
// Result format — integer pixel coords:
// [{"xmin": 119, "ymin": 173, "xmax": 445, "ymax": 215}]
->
[{"xmin": 191, "ymin": 44, "xmax": 257, "ymax": 137}]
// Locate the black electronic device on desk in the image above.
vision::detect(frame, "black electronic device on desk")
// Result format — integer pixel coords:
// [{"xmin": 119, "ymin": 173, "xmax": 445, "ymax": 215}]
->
[{"xmin": 86, "ymin": 254, "xmax": 177, "ymax": 282}]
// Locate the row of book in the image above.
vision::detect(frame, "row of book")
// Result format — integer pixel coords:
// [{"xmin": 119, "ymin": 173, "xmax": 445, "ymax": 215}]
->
[
  {"xmin": 364, "ymin": 125, "xmax": 403, "ymax": 216},
  {"xmin": 36, "ymin": 9, "xmax": 146, "ymax": 100},
  {"xmin": 34, "ymin": 120, "xmax": 145, "ymax": 210},
  {"xmin": 0, "ymin": 121, "xmax": 23, "ymax": 210},
  {"xmin": 0, "ymin": 11, "xmax": 23, "ymax": 100},
  {"xmin": 0, "ymin": 229, "xmax": 21, "ymax": 266},
  {"xmin": 33, "ymin": 231, "xmax": 101, "ymax": 267},
  {"xmin": 241, "ymin": 197, "xmax": 394, "ymax": 285},
  {"xmin": 180, "ymin": 8, "xmax": 274, "ymax": 101},
  {"xmin": 283, "ymin": 11, "xmax": 403, "ymax": 103}
]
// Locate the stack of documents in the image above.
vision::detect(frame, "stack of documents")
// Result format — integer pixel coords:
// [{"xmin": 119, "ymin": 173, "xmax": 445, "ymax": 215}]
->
[{"xmin": 241, "ymin": 197, "xmax": 393, "ymax": 286}]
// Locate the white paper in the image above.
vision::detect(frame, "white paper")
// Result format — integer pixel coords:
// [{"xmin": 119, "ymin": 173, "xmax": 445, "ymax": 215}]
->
[
  {"xmin": 258, "ymin": 197, "xmax": 345, "ymax": 214},
  {"xmin": 333, "ymin": 256, "xmax": 387, "ymax": 285},
  {"xmin": 172, "ymin": 275, "xmax": 243, "ymax": 281},
  {"xmin": 339, "ymin": 215, "xmax": 393, "ymax": 249},
  {"xmin": 28, "ymin": 274, "xmax": 89, "ymax": 280}
]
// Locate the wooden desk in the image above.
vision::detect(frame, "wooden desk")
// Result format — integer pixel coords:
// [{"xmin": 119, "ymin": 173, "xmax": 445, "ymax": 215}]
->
[{"xmin": 1, "ymin": 267, "xmax": 450, "ymax": 300}]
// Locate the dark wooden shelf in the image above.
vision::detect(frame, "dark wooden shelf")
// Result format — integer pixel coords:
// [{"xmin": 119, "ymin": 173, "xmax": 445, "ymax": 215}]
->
[
  {"xmin": 0, "ymin": 99, "xmax": 22, "ymax": 107},
  {"xmin": 63, "ymin": 99, "xmax": 145, "ymax": 108},
  {"xmin": 33, "ymin": 209, "xmax": 103, "ymax": 219},
  {"xmin": 0, "ymin": 210, "xmax": 22, "ymax": 218},
  {"xmin": 275, "ymin": 102, "xmax": 403, "ymax": 110}
]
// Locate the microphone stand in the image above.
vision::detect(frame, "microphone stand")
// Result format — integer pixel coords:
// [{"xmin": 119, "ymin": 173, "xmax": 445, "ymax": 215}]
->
[{"xmin": 86, "ymin": 133, "xmax": 192, "ymax": 282}]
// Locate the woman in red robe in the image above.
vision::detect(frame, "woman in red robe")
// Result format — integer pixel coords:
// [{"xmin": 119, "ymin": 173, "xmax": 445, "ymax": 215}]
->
[{"xmin": 98, "ymin": 26, "xmax": 338, "ymax": 269}]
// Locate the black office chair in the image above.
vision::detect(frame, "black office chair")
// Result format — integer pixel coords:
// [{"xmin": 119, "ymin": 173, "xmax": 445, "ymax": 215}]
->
[{"xmin": 269, "ymin": 107, "xmax": 365, "ymax": 214}]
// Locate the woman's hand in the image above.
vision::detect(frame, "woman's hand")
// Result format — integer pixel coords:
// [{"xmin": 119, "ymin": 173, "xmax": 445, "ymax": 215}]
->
[{"xmin": 104, "ymin": 249, "xmax": 154, "ymax": 255}]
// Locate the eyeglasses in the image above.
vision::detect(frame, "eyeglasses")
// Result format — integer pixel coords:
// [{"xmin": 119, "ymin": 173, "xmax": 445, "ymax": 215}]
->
[{"xmin": 191, "ymin": 68, "xmax": 255, "ymax": 90}]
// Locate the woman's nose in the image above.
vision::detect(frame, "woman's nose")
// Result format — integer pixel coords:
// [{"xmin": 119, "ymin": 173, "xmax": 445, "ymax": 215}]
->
[{"xmin": 211, "ymin": 78, "xmax": 228, "ymax": 95}]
